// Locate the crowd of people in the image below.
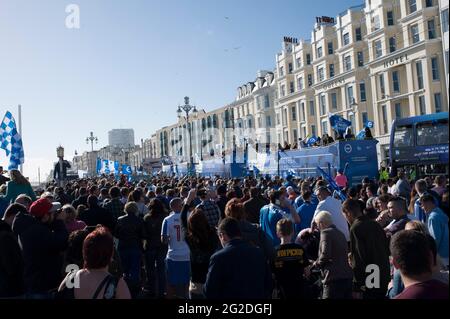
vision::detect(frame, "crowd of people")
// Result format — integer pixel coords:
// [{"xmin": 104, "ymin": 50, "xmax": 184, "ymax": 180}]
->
[{"xmin": 0, "ymin": 165, "xmax": 448, "ymax": 300}]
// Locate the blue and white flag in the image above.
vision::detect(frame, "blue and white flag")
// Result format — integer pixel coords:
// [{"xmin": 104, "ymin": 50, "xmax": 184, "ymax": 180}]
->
[
  {"xmin": 329, "ymin": 114, "xmax": 352, "ymax": 136},
  {"xmin": 306, "ymin": 135, "xmax": 318, "ymax": 146},
  {"xmin": 356, "ymin": 129, "xmax": 366, "ymax": 140},
  {"xmin": 0, "ymin": 111, "xmax": 25, "ymax": 170},
  {"xmin": 365, "ymin": 120, "xmax": 374, "ymax": 129},
  {"xmin": 122, "ymin": 164, "xmax": 132, "ymax": 175}
]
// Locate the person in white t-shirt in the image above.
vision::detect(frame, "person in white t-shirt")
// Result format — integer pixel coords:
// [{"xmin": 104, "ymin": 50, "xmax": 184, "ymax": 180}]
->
[
  {"xmin": 312, "ymin": 186, "xmax": 350, "ymax": 242},
  {"xmin": 161, "ymin": 198, "xmax": 191, "ymax": 299}
]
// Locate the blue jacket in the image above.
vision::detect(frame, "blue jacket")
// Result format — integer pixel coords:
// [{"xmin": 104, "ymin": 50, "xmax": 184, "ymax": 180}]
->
[
  {"xmin": 203, "ymin": 239, "xmax": 272, "ymax": 299},
  {"xmin": 427, "ymin": 207, "xmax": 449, "ymax": 260}
]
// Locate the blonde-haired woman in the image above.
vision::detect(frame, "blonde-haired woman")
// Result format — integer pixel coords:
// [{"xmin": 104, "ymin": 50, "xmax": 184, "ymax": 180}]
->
[{"xmin": 0, "ymin": 170, "xmax": 36, "ymax": 204}]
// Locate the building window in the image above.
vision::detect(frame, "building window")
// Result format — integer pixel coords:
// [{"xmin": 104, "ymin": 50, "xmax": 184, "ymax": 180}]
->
[
  {"xmin": 288, "ymin": 63, "xmax": 293, "ymax": 74},
  {"xmin": 425, "ymin": 0, "xmax": 433, "ymax": 7},
  {"xmin": 296, "ymin": 57, "xmax": 302, "ymax": 68},
  {"xmin": 283, "ymin": 109, "xmax": 287, "ymax": 125},
  {"xmin": 318, "ymin": 67, "xmax": 324, "ymax": 81},
  {"xmin": 298, "ymin": 76, "xmax": 304, "ymax": 90},
  {"xmin": 309, "ymin": 100, "xmax": 315, "ymax": 116},
  {"xmin": 264, "ymin": 94, "xmax": 270, "ymax": 108},
  {"xmin": 411, "ymin": 24, "xmax": 420, "ymax": 44},
  {"xmin": 300, "ymin": 102, "xmax": 306, "ymax": 120},
  {"xmin": 311, "ymin": 125, "xmax": 316, "ymax": 136},
  {"xmin": 317, "ymin": 46, "xmax": 323, "ymax": 58},
  {"xmin": 434, "ymin": 93, "xmax": 442, "ymax": 113},
  {"xmin": 290, "ymin": 81, "xmax": 295, "ymax": 93},
  {"xmin": 375, "ymin": 40, "xmax": 382, "ymax": 58},
  {"xmin": 355, "ymin": 27, "xmax": 362, "ymax": 41},
  {"xmin": 302, "ymin": 126, "xmax": 306, "ymax": 138},
  {"xmin": 382, "ymin": 104, "xmax": 388, "ymax": 133},
  {"xmin": 320, "ymin": 95, "xmax": 326, "ymax": 115},
  {"xmin": 419, "ymin": 96, "xmax": 426, "ymax": 115},
  {"xmin": 346, "ymin": 85, "xmax": 354, "ymax": 107},
  {"xmin": 344, "ymin": 55, "xmax": 352, "ymax": 71},
  {"xmin": 343, "ymin": 32, "xmax": 350, "ymax": 46},
  {"xmin": 428, "ymin": 19, "xmax": 436, "ymax": 39},
  {"xmin": 293, "ymin": 129, "xmax": 298, "ymax": 141},
  {"xmin": 278, "ymin": 133, "xmax": 281, "ymax": 144},
  {"xmin": 357, "ymin": 51, "xmax": 364, "ymax": 67},
  {"xmin": 258, "ymin": 117, "xmax": 262, "ymax": 128},
  {"xmin": 328, "ymin": 42, "xmax": 334, "ymax": 54},
  {"xmin": 306, "ymin": 54, "xmax": 311, "ymax": 65},
  {"xmin": 416, "ymin": 61, "xmax": 424, "ymax": 89},
  {"xmin": 276, "ymin": 113, "xmax": 280, "ymax": 125},
  {"xmin": 359, "ymin": 82, "xmax": 367, "ymax": 101},
  {"xmin": 442, "ymin": 9, "xmax": 449, "ymax": 33},
  {"xmin": 331, "ymin": 92, "xmax": 338, "ymax": 109},
  {"xmin": 392, "ymin": 71, "xmax": 400, "ymax": 92},
  {"xmin": 387, "ymin": 11, "xmax": 394, "ymax": 26},
  {"xmin": 395, "ymin": 103, "xmax": 402, "ymax": 119},
  {"xmin": 279, "ymin": 66, "xmax": 284, "ymax": 77},
  {"xmin": 389, "ymin": 37, "xmax": 396, "ymax": 53},
  {"xmin": 266, "ymin": 133, "xmax": 271, "ymax": 144},
  {"xmin": 373, "ymin": 15, "xmax": 380, "ymax": 31},
  {"xmin": 362, "ymin": 112, "xmax": 368, "ymax": 126},
  {"xmin": 281, "ymin": 84, "xmax": 286, "ymax": 97},
  {"xmin": 248, "ymin": 119, "xmax": 252, "ymax": 128},
  {"xmin": 431, "ymin": 57, "xmax": 440, "ymax": 80},
  {"xmin": 321, "ymin": 121, "xmax": 328, "ymax": 134},
  {"xmin": 379, "ymin": 74, "xmax": 386, "ymax": 98},
  {"xmin": 266, "ymin": 116, "xmax": 272, "ymax": 127},
  {"xmin": 409, "ymin": 0, "xmax": 417, "ymax": 14},
  {"xmin": 307, "ymin": 74, "xmax": 313, "ymax": 87},
  {"xmin": 329, "ymin": 64, "xmax": 335, "ymax": 77},
  {"xmin": 291, "ymin": 106, "xmax": 297, "ymax": 121}
]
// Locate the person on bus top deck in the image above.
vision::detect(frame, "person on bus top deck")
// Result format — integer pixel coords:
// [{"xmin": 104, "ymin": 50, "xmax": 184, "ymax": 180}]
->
[
  {"xmin": 364, "ymin": 127, "xmax": 373, "ymax": 139},
  {"xmin": 344, "ymin": 127, "xmax": 355, "ymax": 140}
]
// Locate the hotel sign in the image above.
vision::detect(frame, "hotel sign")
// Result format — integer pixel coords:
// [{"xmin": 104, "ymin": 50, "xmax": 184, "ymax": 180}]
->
[
  {"xmin": 383, "ymin": 53, "xmax": 408, "ymax": 69},
  {"xmin": 321, "ymin": 78, "xmax": 346, "ymax": 91}
]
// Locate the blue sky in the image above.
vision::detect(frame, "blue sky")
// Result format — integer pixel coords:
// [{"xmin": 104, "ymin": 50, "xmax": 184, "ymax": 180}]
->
[{"xmin": 0, "ymin": 0, "xmax": 361, "ymax": 182}]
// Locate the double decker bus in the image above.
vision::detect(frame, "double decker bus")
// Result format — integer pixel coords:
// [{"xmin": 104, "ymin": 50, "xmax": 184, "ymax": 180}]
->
[{"xmin": 390, "ymin": 112, "xmax": 449, "ymax": 178}]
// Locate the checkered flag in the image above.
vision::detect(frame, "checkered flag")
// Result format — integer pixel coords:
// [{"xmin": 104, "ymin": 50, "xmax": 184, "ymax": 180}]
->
[{"xmin": 0, "ymin": 111, "xmax": 25, "ymax": 170}]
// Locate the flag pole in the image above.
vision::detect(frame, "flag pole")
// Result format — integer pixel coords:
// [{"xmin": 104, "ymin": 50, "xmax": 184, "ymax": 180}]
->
[{"xmin": 18, "ymin": 104, "xmax": 23, "ymax": 174}]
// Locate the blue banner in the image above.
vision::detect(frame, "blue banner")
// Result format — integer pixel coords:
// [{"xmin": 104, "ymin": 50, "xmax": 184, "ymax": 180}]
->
[{"xmin": 329, "ymin": 114, "xmax": 352, "ymax": 135}]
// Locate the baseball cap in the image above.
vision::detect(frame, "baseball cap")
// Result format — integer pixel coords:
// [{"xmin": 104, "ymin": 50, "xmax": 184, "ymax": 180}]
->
[{"xmin": 30, "ymin": 198, "xmax": 62, "ymax": 218}]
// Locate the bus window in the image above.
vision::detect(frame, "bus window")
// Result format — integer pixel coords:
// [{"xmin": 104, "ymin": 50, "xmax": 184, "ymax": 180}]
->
[
  {"xmin": 393, "ymin": 124, "xmax": 413, "ymax": 147},
  {"xmin": 417, "ymin": 120, "xmax": 449, "ymax": 146}
]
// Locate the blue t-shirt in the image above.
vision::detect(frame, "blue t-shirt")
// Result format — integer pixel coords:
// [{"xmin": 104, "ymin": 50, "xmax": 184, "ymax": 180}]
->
[
  {"xmin": 260, "ymin": 204, "xmax": 290, "ymax": 247},
  {"xmin": 294, "ymin": 194, "xmax": 319, "ymax": 210},
  {"xmin": 296, "ymin": 201, "xmax": 317, "ymax": 233}
]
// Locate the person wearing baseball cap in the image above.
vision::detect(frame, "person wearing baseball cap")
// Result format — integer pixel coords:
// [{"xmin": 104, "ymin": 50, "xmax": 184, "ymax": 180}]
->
[{"xmin": 17, "ymin": 198, "xmax": 69, "ymax": 298}]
